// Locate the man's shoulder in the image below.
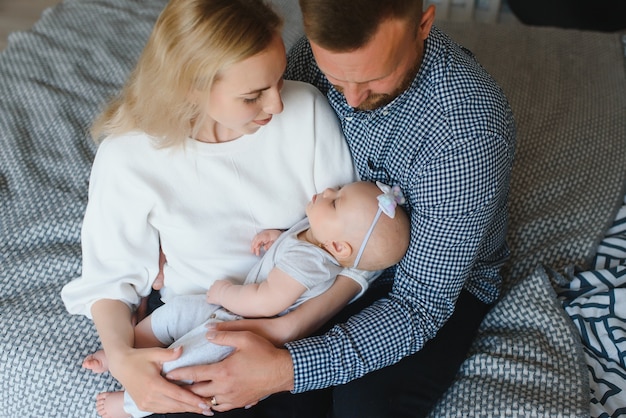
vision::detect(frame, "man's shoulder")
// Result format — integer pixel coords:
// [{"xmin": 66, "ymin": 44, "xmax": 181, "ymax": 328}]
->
[
  {"xmin": 285, "ymin": 37, "xmax": 321, "ymax": 84},
  {"xmin": 421, "ymin": 28, "xmax": 509, "ymax": 112}
]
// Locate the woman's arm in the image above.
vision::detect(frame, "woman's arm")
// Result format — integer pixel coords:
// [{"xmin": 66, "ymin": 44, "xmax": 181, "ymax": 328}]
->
[
  {"xmin": 215, "ymin": 274, "xmax": 360, "ymax": 346},
  {"xmin": 90, "ymin": 299, "xmax": 210, "ymax": 414}
]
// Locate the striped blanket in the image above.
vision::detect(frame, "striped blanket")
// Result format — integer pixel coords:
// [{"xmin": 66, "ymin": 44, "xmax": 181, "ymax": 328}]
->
[{"xmin": 553, "ymin": 196, "xmax": 626, "ymax": 417}]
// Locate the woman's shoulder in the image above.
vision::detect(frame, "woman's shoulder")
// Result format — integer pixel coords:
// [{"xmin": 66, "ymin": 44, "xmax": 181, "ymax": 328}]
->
[
  {"xmin": 279, "ymin": 80, "xmax": 337, "ymax": 125},
  {"xmin": 281, "ymin": 79, "xmax": 326, "ymax": 104},
  {"xmin": 94, "ymin": 131, "xmax": 161, "ymax": 168},
  {"xmin": 97, "ymin": 131, "xmax": 156, "ymax": 154},
  {"xmin": 99, "ymin": 130, "xmax": 150, "ymax": 146}
]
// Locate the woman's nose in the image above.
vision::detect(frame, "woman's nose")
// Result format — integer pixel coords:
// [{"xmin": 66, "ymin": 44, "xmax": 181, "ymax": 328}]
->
[{"xmin": 263, "ymin": 88, "xmax": 284, "ymax": 115}]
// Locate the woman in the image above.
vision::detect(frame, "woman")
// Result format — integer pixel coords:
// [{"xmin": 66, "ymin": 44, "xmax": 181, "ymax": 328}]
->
[{"xmin": 61, "ymin": 0, "xmax": 358, "ymax": 415}]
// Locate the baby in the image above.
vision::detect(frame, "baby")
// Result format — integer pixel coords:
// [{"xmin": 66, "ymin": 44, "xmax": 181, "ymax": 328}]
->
[{"xmin": 85, "ymin": 181, "xmax": 410, "ymax": 418}]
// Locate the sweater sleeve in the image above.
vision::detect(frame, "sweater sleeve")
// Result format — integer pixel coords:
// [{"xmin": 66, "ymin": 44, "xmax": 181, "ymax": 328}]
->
[{"xmin": 61, "ymin": 137, "xmax": 160, "ymax": 318}]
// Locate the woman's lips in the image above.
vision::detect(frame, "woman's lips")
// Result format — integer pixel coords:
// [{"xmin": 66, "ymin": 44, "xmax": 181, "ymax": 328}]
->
[{"xmin": 254, "ymin": 116, "xmax": 272, "ymax": 126}]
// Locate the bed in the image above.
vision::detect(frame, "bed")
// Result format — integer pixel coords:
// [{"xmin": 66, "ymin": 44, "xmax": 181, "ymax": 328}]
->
[{"xmin": 1, "ymin": 0, "xmax": 625, "ymax": 416}]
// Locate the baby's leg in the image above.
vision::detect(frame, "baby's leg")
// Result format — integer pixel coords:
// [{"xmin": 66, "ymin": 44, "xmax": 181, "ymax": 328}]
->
[
  {"xmin": 96, "ymin": 392, "xmax": 130, "ymax": 418},
  {"xmin": 83, "ymin": 350, "xmax": 109, "ymax": 374},
  {"xmin": 134, "ymin": 315, "xmax": 166, "ymax": 348},
  {"xmin": 150, "ymin": 294, "xmax": 221, "ymax": 344},
  {"xmin": 161, "ymin": 316, "xmax": 235, "ymax": 381}
]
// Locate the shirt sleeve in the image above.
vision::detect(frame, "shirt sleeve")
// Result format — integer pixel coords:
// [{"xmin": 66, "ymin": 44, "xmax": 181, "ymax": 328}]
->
[
  {"xmin": 285, "ymin": 132, "xmax": 513, "ymax": 392},
  {"xmin": 284, "ymin": 30, "xmax": 514, "ymax": 393},
  {"xmin": 61, "ymin": 137, "xmax": 160, "ymax": 318}
]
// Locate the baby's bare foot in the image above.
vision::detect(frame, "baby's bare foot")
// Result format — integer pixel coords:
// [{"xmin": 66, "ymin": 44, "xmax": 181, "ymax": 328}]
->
[
  {"xmin": 83, "ymin": 350, "xmax": 109, "ymax": 373},
  {"xmin": 96, "ymin": 391, "xmax": 130, "ymax": 418}
]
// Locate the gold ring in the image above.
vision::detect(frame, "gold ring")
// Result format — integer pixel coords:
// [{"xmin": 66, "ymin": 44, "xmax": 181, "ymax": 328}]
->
[{"xmin": 210, "ymin": 396, "xmax": 218, "ymax": 407}]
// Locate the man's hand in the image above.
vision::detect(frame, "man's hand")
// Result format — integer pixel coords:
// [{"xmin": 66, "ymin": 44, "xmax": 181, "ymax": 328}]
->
[{"xmin": 165, "ymin": 329, "xmax": 295, "ymax": 412}]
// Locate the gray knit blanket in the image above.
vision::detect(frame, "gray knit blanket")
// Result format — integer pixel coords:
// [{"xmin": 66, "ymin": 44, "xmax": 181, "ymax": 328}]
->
[{"xmin": 1, "ymin": 1, "xmax": 625, "ymax": 416}]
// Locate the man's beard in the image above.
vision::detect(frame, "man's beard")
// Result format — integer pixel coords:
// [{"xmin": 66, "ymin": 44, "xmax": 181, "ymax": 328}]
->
[{"xmin": 340, "ymin": 54, "xmax": 421, "ymax": 111}]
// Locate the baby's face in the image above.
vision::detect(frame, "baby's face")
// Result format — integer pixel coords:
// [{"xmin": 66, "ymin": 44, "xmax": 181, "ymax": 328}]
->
[{"xmin": 306, "ymin": 182, "xmax": 377, "ymax": 247}]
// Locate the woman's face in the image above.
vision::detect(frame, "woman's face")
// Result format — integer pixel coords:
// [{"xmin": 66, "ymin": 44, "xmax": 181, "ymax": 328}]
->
[{"xmin": 196, "ymin": 34, "xmax": 287, "ymax": 143}]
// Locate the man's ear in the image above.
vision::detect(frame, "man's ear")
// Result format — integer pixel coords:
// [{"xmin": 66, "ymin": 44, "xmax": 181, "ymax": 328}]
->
[
  {"xmin": 419, "ymin": 5, "xmax": 436, "ymax": 40},
  {"xmin": 329, "ymin": 240, "xmax": 353, "ymax": 261}
]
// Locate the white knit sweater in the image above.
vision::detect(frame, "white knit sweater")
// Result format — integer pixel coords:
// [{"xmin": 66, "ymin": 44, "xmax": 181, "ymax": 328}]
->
[{"xmin": 62, "ymin": 80, "xmax": 356, "ymax": 318}]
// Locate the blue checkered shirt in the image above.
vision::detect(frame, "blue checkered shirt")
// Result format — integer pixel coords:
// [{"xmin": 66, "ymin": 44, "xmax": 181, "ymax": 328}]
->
[{"xmin": 283, "ymin": 26, "xmax": 516, "ymax": 392}]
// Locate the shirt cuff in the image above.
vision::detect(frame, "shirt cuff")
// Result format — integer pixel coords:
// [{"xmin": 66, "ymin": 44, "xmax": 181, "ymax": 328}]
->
[{"xmin": 285, "ymin": 336, "xmax": 335, "ymax": 393}]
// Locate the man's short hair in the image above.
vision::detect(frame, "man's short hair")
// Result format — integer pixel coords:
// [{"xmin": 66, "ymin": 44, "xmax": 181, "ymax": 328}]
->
[{"xmin": 299, "ymin": 0, "xmax": 423, "ymax": 51}]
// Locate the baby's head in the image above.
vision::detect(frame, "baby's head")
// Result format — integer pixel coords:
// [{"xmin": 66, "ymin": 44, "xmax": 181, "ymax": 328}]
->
[{"xmin": 306, "ymin": 181, "xmax": 410, "ymax": 271}]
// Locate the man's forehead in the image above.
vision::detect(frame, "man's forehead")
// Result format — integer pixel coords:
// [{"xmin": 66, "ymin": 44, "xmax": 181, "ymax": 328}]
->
[
  {"xmin": 310, "ymin": 41, "xmax": 396, "ymax": 85},
  {"xmin": 309, "ymin": 18, "xmax": 413, "ymax": 84}
]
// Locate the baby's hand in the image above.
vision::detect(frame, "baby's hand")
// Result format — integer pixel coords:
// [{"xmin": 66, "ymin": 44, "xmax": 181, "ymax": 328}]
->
[
  {"xmin": 206, "ymin": 279, "xmax": 232, "ymax": 305},
  {"xmin": 250, "ymin": 229, "xmax": 283, "ymax": 256}
]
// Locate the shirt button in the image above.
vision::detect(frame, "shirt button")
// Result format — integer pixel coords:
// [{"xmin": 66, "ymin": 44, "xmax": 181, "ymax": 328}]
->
[
  {"xmin": 382, "ymin": 110, "xmax": 389, "ymax": 116},
  {"xmin": 345, "ymin": 117, "xmax": 353, "ymax": 121}
]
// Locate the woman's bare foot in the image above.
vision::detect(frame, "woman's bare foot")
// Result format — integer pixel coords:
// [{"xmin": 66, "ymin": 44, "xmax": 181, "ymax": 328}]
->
[
  {"xmin": 83, "ymin": 350, "xmax": 109, "ymax": 373},
  {"xmin": 96, "ymin": 391, "xmax": 131, "ymax": 418}
]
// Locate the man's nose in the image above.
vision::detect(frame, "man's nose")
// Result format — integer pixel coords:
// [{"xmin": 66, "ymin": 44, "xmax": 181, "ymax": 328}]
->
[{"xmin": 343, "ymin": 83, "xmax": 369, "ymax": 108}]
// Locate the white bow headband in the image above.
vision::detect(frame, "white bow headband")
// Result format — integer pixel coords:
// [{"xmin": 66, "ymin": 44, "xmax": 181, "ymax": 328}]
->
[{"xmin": 352, "ymin": 181, "xmax": 406, "ymax": 269}]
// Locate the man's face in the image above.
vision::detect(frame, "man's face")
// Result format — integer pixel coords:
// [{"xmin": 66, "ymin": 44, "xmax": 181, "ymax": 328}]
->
[{"xmin": 310, "ymin": 18, "xmax": 424, "ymax": 110}]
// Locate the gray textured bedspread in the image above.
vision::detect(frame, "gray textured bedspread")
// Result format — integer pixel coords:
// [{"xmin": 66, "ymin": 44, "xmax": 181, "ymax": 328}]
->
[{"xmin": 1, "ymin": 1, "xmax": 625, "ymax": 416}]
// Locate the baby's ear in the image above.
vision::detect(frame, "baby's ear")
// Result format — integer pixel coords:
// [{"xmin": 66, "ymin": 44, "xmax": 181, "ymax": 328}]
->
[{"xmin": 329, "ymin": 240, "xmax": 353, "ymax": 261}]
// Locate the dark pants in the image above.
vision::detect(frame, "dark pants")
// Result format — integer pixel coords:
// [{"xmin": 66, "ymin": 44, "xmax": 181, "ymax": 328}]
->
[{"xmin": 151, "ymin": 286, "xmax": 491, "ymax": 418}]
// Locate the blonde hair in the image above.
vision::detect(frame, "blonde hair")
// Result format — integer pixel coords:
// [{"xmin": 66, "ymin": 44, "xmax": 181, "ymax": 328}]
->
[{"xmin": 91, "ymin": 0, "xmax": 283, "ymax": 146}]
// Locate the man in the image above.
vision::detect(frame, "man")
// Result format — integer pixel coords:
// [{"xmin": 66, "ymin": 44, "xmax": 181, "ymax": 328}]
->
[{"xmin": 162, "ymin": 1, "xmax": 515, "ymax": 417}]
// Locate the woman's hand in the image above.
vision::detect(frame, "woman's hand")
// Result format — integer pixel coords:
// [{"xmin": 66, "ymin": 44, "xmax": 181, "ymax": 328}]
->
[
  {"xmin": 109, "ymin": 346, "xmax": 213, "ymax": 415},
  {"xmin": 91, "ymin": 299, "xmax": 211, "ymax": 415}
]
